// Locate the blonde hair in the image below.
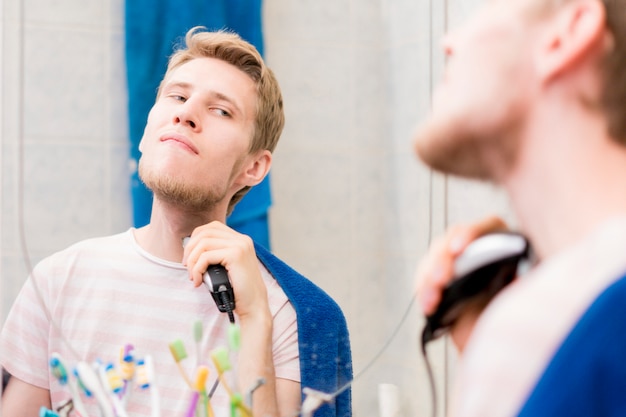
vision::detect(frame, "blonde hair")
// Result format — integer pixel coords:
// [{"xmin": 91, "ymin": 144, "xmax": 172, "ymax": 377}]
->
[{"xmin": 158, "ymin": 27, "xmax": 285, "ymax": 213}]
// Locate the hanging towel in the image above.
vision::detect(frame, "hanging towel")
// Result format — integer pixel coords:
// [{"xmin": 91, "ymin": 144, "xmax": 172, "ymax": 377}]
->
[
  {"xmin": 125, "ymin": 0, "xmax": 272, "ymax": 248},
  {"xmin": 255, "ymin": 242, "xmax": 354, "ymax": 417}
]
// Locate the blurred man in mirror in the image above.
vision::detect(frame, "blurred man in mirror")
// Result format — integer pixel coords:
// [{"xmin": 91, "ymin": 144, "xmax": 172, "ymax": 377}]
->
[{"xmin": 414, "ymin": 0, "xmax": 626, "ymax": 415}]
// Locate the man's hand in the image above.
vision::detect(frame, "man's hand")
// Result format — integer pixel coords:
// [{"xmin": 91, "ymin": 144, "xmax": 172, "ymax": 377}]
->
[
  {"xmin": 415, "ymin": 215, "xmax": 508, "ymax": 351},
  {"xmin": 183, "ymin": 221, "xmax": 302, "ymax": 416},
  {"xmin": 182, "ymin": 221, "xmax": 269, "ymax": 320}
]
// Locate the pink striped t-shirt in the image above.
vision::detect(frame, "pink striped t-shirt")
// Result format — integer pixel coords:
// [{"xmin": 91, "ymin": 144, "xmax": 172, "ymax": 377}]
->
[{"xmin": 0, "ymin": 228, "xmax": 299, "ymax": 416}]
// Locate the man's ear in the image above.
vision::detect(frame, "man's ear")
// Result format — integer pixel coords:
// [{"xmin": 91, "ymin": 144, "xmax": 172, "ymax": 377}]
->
[
  {"xmin": 238, "ymin": 150, "xmax": 272, "ymax": 187},
  {"xmin": 536, "ymin": 0, "xmax": 606, "ymax": 82}
]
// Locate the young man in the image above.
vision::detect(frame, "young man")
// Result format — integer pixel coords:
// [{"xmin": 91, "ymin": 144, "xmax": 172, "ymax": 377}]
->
[
  {"xmin": 413, "ymin": 0, "xmax": 626, "ymax": 415},
  {"xmin": 1, "ymin": 28, "xmax": 352, "ymax": 417}
]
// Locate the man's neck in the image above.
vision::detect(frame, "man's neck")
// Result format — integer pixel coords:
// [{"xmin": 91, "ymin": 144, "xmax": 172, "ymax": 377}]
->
[
  {"xmin": 503, "ymin": 102, "xmax": 626, "ymax": 260},
  {"xmin": 134, "ymin": 198, "xmax": 227, "ymax": 262}
]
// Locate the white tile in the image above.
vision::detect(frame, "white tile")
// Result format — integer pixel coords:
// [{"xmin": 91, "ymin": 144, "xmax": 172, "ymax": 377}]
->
[
  {"xmin": 352, "ymin": 44, "xmax": 388, "ymax": 152},
  {"xmin": 21, "ymin": 143, "xmax": 107, "ymax": 252},
  {"xmin": 108, "ymin": 0, "xmax": 125, "ymax": 29},
  {"xmin": 352, "ymin": 151, "xmax": 389, "ymax": 254},
  {"xmin": 1, "ymin": 253, "xmax": 30, "ymax": 322},
  {"xmin": 271, "ymin": 44, "xmax": 355, "ymax": 153},
  {"xmin": 385, "ymin": 0, "xmax": 432, "ymax": 42},
  {"xmin": 107, "ymin": 29, "xmax": 130, "ymax": 146},
  {"xmin": 271, "ymin": 148, "xmax": 353, "ymax": 259},
  {"xmin": 108, "ymin": 143, "xmax": 133, "ymax": 232},
  {"xmin": 23, "ymin": 27, "xmax": 106, "ymax": 142},
  {"xmin": 1, "ymin": 143, "xmax": 19, "ymax": 252},
  {"xmin": 2, "ymin": 20, "xmax": 22, "ymax": 142},
  {"xmin": 264, "ymin": 0, "xmax": 352, "ymax": 43},
  {"xmin": 352, "ymin": 0, "xmax": 385, "ymax": 44},
  {"xmin": 24, "ymin": 0, "xmax": 105, "ymax": 27}
]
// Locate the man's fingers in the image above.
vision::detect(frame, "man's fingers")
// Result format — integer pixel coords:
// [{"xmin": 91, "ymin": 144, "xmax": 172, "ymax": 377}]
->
[
  {"xmin": 416, "ymin": 215, "xmax": 510, "ymax": 316},
  {"xmin": 471, "ymin": 215, "xmax": 508, "ymax": 237}
]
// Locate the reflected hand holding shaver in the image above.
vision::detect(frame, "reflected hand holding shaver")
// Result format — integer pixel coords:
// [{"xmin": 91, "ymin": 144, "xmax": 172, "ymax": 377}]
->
[{"xmin": 421, "ymin": 232, "xmax": 531, "ymax": 346}]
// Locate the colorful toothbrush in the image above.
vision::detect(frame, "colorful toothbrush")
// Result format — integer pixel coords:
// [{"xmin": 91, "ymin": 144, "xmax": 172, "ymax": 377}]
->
[
  {"xmin": 185, "ymin": 366, "xmax": 209, "ymax": 417},
  {"xmin": 49, "ymin": 353, "xmax": 89, "ymax": 417},
  {"xmin": 169, "ymin": 339, "xmax": 193, "ymax": 388}
]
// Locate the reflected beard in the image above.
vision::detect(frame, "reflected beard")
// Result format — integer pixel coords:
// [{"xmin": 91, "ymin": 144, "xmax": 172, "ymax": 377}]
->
[
  {"xmin": 138, "ymin": 162, "xmax": 226, "ymax": 212},
  {"xmin": 413, "ymin": 112, "xmax": 521, "ymax": 182},
  {"xmin": 413, "ymin": 118, "xmax": 490, "ymax": 180}
]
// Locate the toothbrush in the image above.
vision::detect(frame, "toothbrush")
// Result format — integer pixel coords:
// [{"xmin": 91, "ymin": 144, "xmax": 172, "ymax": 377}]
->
[
  {"xmin": 169, "ymin": 339, "xmax": 193, "ymax": 389},
  {"xmin": 75, "ymin": 361, "xmax": 115, "ymax": 417},
  {"xmin": 119, "ymin": 344, "xmax": 135, "ymax": 400},
  {"xmin": 49, "ymin": 353, "xmax": 89, "ymax": 417},
  {"xmin": 194, "ymin": 320, "xmax": 203, "ymax": 368},
  {"xmin": 209, "ymin": 347, "xmax": 251, "ymax": 417},
  {"xmin": 210, "ymin": 347, "xmax": 233, "ymax": 398},
  {"xmin": 135, "ymin": 355, "xmax": 161, "ymax": 417},
  {"xmin": 185, "ymin": 366, "xmax": 208, "ymax": 417},
  {"xmin": 96, "ymin": 362, "xmax": 129, "ymax": 417}
]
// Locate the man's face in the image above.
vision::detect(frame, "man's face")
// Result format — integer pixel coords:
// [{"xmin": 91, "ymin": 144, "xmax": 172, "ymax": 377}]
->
[
  {"xmin": 413, "ymin": 0, "xmax": 541, "ymax": 181},
  {"xmin": 138, "ymin": 57, "xmax": 257, "ymax": 211}
]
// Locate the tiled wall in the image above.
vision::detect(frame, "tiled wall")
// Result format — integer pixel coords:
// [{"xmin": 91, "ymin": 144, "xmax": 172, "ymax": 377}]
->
[
  {"xmin": 1, "ymin": 0, "xmax": 130, "ymax": 322},
  {"xmin": 1, "ymin": 0, "xmax": 514, "ymax": 416}
]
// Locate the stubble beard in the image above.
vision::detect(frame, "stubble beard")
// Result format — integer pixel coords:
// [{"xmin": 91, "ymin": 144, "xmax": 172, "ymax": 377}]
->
[
  {"xmin": 413, "ymin": 116, "xmax": 493, "ymax": 180},
  {"xmin": 138, "ymin": 159, "xmax": 227, "ymax": 212},
  {"xmin": 413, "ymin": 106, "xmax": 524, "ymax": 183}
]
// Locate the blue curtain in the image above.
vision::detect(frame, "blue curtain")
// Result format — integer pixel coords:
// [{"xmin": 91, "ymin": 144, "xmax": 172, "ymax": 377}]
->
[{"xmin": 125, "ymin": 0, "xmax": 272, "ymax": 249}]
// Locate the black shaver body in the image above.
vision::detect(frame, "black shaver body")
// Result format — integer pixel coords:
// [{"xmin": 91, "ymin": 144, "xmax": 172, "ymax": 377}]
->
[
  {"xmin": 204, "ymin": 264, "xmax": 236, "ymax": 322},
  {"xmin": 421, "ymin": 232, "xmax": 530, "ymax": 346}
]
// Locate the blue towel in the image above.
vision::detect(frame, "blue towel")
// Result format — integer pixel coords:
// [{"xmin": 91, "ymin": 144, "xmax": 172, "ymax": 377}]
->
[
  {"xmin": 255, "ymin": 243, "xmax": 353, "ymax": 417},
  {"xmin": 125, "ymin": 0, "xmax": 272, "ymax": 248}
]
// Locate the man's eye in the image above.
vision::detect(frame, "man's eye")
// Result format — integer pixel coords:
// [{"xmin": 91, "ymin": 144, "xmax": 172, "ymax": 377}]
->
[
  {"xmin": 212, "ymin": 108, "xmax": 231, "ymax": 117},
  {"xmin": 170, "ymin": 95, "xmax": 186, "ymax": 102}
]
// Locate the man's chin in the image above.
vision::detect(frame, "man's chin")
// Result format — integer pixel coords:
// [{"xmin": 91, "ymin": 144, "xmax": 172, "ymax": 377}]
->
[
  {"xmin": 412, "ymin": 118, "xmax": 453, "ymax": 170},
  {"xmin": 412, "ymin": 120, "xmax": 491, "ymax": 180}
]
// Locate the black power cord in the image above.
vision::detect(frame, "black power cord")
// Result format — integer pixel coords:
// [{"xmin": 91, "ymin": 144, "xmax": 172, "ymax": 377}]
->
[
  {"xmin": 218, "ymin": 290, "xmax": 236, "ymax": 324},
  {"xmin": 421, "ymin": 339, "xmax": 439, "ymax": 417}
]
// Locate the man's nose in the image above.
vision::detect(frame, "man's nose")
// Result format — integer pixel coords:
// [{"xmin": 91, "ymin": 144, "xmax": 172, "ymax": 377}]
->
[{"xmin": 173, "ymin": 102, "xmax": 199, "ymax": 130}]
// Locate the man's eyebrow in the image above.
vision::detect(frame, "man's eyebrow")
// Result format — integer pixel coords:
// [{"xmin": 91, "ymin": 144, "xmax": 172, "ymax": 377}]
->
[{"xmin": 162, "ymin": 80, "xmax": 192, "ymax": 92}]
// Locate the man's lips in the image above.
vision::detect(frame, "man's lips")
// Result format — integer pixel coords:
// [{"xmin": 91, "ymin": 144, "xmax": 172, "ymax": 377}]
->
[{"xmin": 160, "ymin": 133, "xmax": 199, "ymax": 154}]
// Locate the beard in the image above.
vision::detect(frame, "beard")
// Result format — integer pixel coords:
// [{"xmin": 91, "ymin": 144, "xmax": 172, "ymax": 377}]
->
[
  {"xmin": 413, "ymin": 103, "xmax": 524, "ymax": 183},
  {"xmin": 413, "ymin": 116, "xmax": 492, "ymax": 180},
  {"xmin": 138, "ymin": 159, "xmax": 228, "ymax": 212}
]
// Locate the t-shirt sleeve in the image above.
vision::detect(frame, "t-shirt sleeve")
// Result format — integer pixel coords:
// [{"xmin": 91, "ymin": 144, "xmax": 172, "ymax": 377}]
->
[
  {"xmin": 263, "ymin": 267, "xmax": 300, "ymax": 383},
  {"xmin": 271, "ymin": 299, "xmax": 300, "ymax": 382}
]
